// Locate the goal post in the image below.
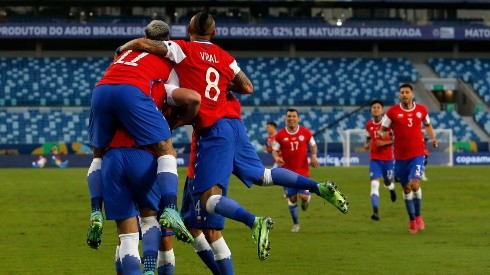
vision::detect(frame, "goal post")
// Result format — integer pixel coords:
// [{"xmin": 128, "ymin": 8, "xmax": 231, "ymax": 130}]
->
[{"xmin": 339, "ymin": 128, "xmax": 453, "ymax": 167}]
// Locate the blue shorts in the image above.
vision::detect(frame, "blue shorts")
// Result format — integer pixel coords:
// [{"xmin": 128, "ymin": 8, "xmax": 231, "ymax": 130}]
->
[
  {"xmin": 180, "ymin": 177, "xmax": 193, "ymax": 226},
  {"xmin": 192, "ymin": 118, "xmax": 265, "ymax": 195},
  {"xmin": 89, "ymin": 84, "xmax": 171, "ymax": 148},
  {"xmin": 185, "ymin": 180, "xmax": 225, "ymax": 230},
  {"xmin": 285, "ymin": 187, "xmax": 310, "ymax": 198},
  {"xmin": 101, "ymin": 148, "xmax": 160, "ymax": 220},
  {"xmin": 369, "ymin": 159, "xmax": 394, "ymax": 182},
  {"xmin": 394, "ymin": 156, "xmax": 426, "ymax": 186}
]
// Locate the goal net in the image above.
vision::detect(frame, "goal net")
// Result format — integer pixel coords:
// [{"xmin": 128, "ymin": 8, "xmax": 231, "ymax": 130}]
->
[{"xmin": 339, "ymin": 128, "xmax": 453, "ymax": 167}]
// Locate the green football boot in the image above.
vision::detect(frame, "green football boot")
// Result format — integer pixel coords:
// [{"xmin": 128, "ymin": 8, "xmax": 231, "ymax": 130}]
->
[
  {"xmin": 317, "ymin": 181, "xmax": 349, "ymax": 214},
  {"xmin": 252, "ymin": 216, "xmax": 274, "ymax": 261}
]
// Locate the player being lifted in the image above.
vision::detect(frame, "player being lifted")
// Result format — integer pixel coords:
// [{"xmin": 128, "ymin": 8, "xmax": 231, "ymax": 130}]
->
[
  {"xmin": 364, "ymin": 100, "xmax": 396, "ymax": 221},
  {"xmin": 118, "ymin": 13, "xmax": 349, "ymax": 272},
  {"xmin": 378, "ymin": 84, "xmax": 438, "ymax": 234}
]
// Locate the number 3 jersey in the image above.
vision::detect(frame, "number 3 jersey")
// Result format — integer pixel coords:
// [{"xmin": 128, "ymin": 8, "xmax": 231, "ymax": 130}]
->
[
  {"xmin": 382, "ymin": 103, "xmax": 430, "ymax": 160},
  {"xmin": 273, "ymin": 126, "xmax": 314, "ymax": 177},
  {"xmin": 165, "ymin": 40, "xmax": 242, "ymax": 131}
]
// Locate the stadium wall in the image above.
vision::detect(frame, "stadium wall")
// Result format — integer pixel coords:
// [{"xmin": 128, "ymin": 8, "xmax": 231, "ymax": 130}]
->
[{"xmin": 2, "ymin": 152, "xmax": 490, "ymax": 168}]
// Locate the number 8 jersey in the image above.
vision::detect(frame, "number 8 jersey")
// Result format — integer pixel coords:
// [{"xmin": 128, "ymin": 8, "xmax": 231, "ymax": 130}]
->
[{"xmin": 164, "ymin": 40, "xmax": 242, "ymax": 131}]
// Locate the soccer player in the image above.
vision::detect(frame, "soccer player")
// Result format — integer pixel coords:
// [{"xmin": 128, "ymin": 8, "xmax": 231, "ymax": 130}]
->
[
  {"xmin": 364, "ymin": 100, "xmax": 396, "ymax": 221},
  {"xmin": 263, "ymin": 121, "xmax": 279, "ymax": 167},
  {"xmin": 108, "ymin": 82, "xmax": 201, "ymax": 275},
  {"xmin": 118, "ymin": 12, "xmax": 349, "ymax": 268},
  {"xmin": 272, "ymin": 108, "xmax": 319, "ymax": 232},
  {"xmin": 86, "ymin": 20, "xmax": 192, "ymax": 249},
  {"xmin": 378, "ymin": 83, "xmax": 438, "ymax": 234},
  {"xmin": 180, "ymin": 131, "xmax": 220, "ymax": 274}
]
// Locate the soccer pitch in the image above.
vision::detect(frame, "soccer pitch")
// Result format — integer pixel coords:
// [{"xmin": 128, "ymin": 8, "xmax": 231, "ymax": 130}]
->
[{"xmin": 1, "ymin": 166, "xmax": 489, "ymax": 274}]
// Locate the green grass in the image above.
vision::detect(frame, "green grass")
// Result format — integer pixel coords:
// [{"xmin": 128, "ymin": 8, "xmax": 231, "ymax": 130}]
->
[{"xmin": 1, "ymin": 166, "xmax": 489, "ymax": 274}]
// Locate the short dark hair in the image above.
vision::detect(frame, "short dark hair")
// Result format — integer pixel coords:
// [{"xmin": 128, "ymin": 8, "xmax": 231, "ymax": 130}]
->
[
  {"xmin": 189, "ymin": 11, "xmax": 215, "ymax": 36},
  {"xmin": 371, "ymin": 99, "xmax": 383, "ymax": 107},
  {"xmin": 266, "ymin": 121, "xmax": 277, "ymax": 128},
  {"xmin": 399, "ymin": 83, "xmax": 413, "ymax": 91},
  {"xmin": 286, "ymin": 108, "xmax": 299, "ymax": 115}
]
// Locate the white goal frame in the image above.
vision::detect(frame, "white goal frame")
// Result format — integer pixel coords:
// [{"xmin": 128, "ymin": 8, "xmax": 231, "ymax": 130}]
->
[{"xmin": 339, "ymin": 128, "xmax": 453, "ymax": 167}]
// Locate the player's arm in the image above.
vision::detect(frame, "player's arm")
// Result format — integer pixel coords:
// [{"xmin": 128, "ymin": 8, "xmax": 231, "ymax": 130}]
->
[
  {"xmin": 271, "ymin": 141, "xmax": 285, "ymax": 166},
  {"xmin": 309, "ymin": 139, "xmax": 320, "ymax": 168},
  {"xmin": 166, "ymin": 86, "xmax": 201, "ymax": 130},
  {"xmin": 364, "ymin": 128, "xmax": 371, "ymax": 151},
  {"xmin": 117, "ymin": 38, "xmax": 168, "ymax": 57},
  {"xmin": 423, "ymin": 117, "xmax": 438, "ymax": 148},
  {"xmin": 375, "ymin": 139, "xmax": 393, "ymax": 148},
  {"xmin": 228, "ymin": 71, "xmax": 254, "ymax": 95}
]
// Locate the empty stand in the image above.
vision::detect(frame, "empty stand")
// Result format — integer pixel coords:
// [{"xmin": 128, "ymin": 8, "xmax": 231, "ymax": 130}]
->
[{"xmin": 428, "ymin": 58, "xmax": 490, "ymax": 105}]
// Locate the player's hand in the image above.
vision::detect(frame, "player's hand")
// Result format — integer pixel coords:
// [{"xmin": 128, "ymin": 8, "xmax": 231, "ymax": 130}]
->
[
  {"xmin": 276, "ymin": 157, "xmax": 285, "ymax": 166},
  {"xmin": 364, "ymin": 144, "xmax": 371, "ymax": 151},
  {"xmin": 432, "ymin": 139, "xmax": 439, "ymax": 148},
  {"xmin": 377, "ymin": 130, "xmax": 386, "ymax": 138},
  {"xmin": 310, "ymin": 155, "xmax": 320, "ymax": 168}
]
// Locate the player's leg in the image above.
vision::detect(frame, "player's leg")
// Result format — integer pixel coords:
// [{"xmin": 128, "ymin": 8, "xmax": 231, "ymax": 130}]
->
[
  {"xmin": 86, "ymin": 148, "xmax": 104, "ymax": 249},
  {"xmin": 114, "ymin": 244, "xmax": 123, "ymax": 275},
  {"xmin": 382, "ymin": 160, "xmax": 397, "ymax": 203},
  {"xmin": 299, "ymin": 190, "xmax": 311, "ymax": 211},
  {"xmin": 117, "ymin": 217, "xmax": 142, "ymax": 275},
  {"xmin": 110, "ymin": 86, "xmax": 190, "ymax": 242},
  {"xmin": 181, "ymin": 177, "xmax": 220, "ymax": 274},
  {"xmin": 396, "ymin": 159, "xmax": 417, "ymax": 234},
  {"xmin": 287, "ymin": 191, "xmax": 300, "ymax": 232},
  {"xmin": 193, "ymin": 119, "xmax": 273, "ymax": 261},
  {"xmin": 229, "ymin": 119, "xmax": 348, "ymax": 214},
  {"xmin": 409, "ymin": 156, "xmax": 425, "ymax": 231},
  {"xmin": 139, "ymin": 212, "xmax": 161, "ymax": 275},
  {"xmin": 369, "ymin": 160, "xmax": 383, "ymax": 221},
  {"xmin": 156, "ymin": 234, "xmax": 174, "ymax": 275},
  {"xmin": 190, "ymin": 229, "xmax": 220, "ymax": 274},
  {"xmin": 187, "ymin": 196, "xmax": 234, "ymax": 274},
  {"xmin": 86, "ymin": 84, "xmax": 117, "ymax": 249}
]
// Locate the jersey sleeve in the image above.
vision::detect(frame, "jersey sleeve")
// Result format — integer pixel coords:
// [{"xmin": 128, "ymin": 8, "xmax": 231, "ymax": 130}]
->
[
  {"xmin": 164, "ymin": 84, "xmax": 179, "ymax": 106},
  {"xmin": 229, "ymin": 60, "xmax": 241, "ymax": 76},
  {"xmin": 164, "ymin": 40, "xmax": 186, "ymax": 64},
  {"xmin": 381, "ymin": 112, "xmax": 392, "ymax": 128}
]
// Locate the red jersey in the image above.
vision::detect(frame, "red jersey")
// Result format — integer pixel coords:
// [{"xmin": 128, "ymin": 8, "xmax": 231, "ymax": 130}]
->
[
  {"xmin": 165, "ymin": 40, "xmax": 241, "ymax": 131},
  {"xmin": 109, "ymin": 82, "xmax": 168, "ymax": 148},
  {"xmin": 365, "ymin": 119, "xmax": 393, "ymax": 161},
  {"xmin": 273, "ymin": 126, "xmax": 313, "ymax": 177},
  {"xmin": 97, "ymin": 50, "xmax": 173, "ymax": 96},
  {"xmin": 265, "ymin": 133, "xmax": 277, "ymax": 153},
  {"xmin": 187, "ymin": 131, "xmax": 197, "ymax": 178},
  {"xmin": 382, "ymin": 103, "xmax": 430, "ymax": 160}
]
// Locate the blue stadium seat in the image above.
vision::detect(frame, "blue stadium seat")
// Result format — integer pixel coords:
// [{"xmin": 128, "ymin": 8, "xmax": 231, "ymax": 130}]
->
[{"xmin": 428, "ymin": 58, "xmax": 490, "ymax": 105}]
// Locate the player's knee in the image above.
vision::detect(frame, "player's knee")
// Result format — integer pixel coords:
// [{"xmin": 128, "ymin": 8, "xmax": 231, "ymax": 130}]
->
[
  {"xmin": 203, "ymin": 229, "xmax": 222, "ymax": 243},
  {"xmin": 371, "ymin": 180, "xmax": 380, "ymax": 195},
  {"xmin": 205, "ymin": 194, "xmax": 221, "ymax": 214},
  {"xmin": 259, "ymin": 168, "xmax": 273, "ymax": 186}
]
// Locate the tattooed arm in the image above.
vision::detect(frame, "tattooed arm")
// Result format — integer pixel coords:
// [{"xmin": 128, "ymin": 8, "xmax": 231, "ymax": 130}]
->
[
  {"xmin": 227, "ymin": 71, "xmax": 254, "ymax": 94},
  {"xmin": 117, "ymin": 38, "xmax": 169, "ymax": 57}
]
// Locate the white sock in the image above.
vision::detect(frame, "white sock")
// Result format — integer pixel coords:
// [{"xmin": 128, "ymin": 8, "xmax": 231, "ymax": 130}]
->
[
  {"xmin": 210, "ymin": 237, "xmax": 231, "ymax": 261},
  {"xmin": 384, "ymin": 182, "xmax": 395, "ymax": 191},
  {"xmin": 157, "ymin": 249, "xmax": 175, "ymax": 268}
]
